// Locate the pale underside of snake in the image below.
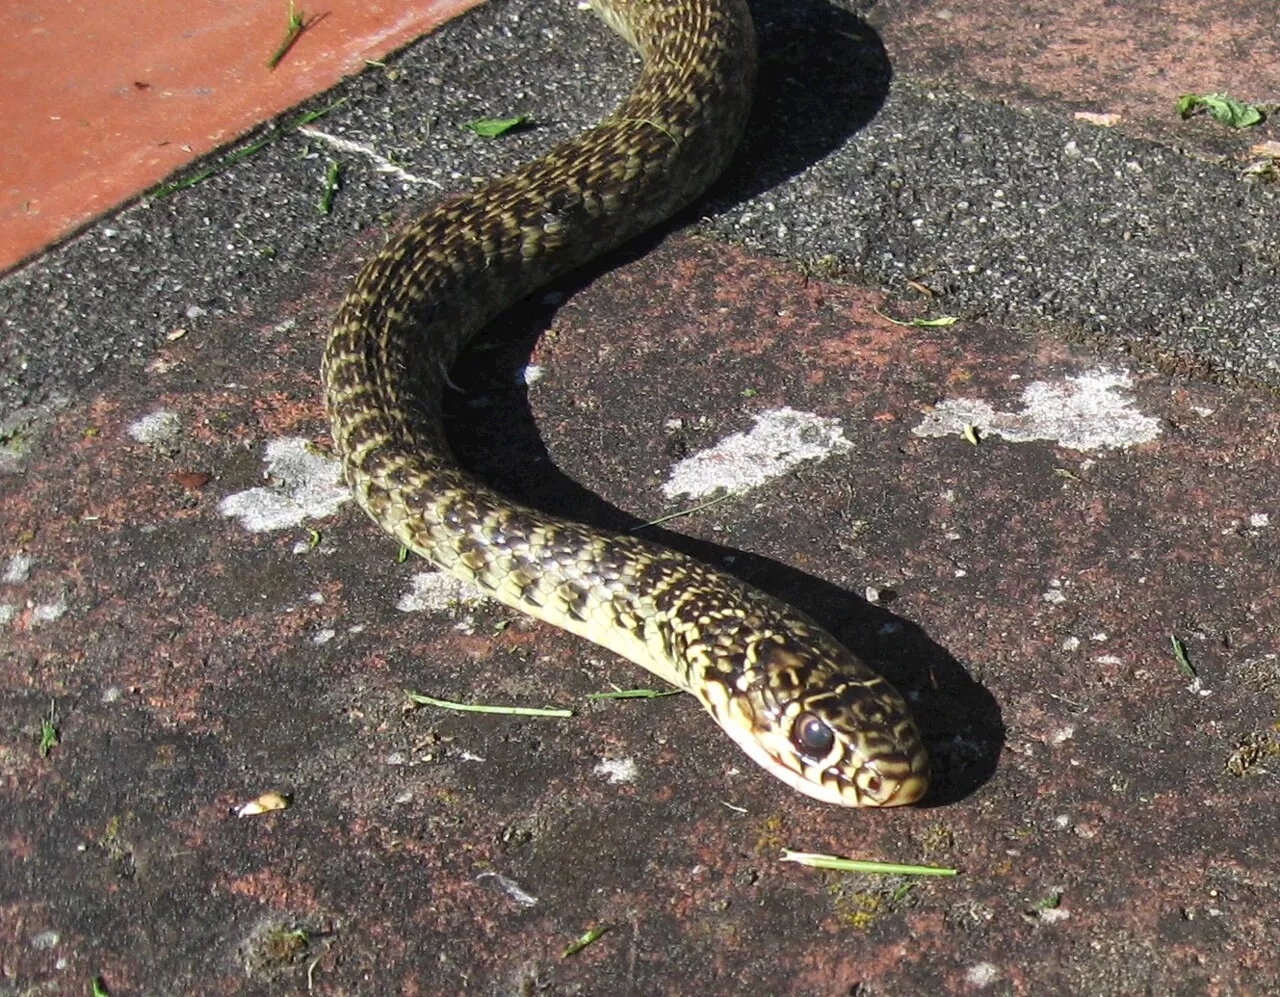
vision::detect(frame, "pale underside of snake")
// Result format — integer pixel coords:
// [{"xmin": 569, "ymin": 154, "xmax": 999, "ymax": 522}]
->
[{"xmin": 322, "ymin": 0, "xmax": 930, "ymax": 806}]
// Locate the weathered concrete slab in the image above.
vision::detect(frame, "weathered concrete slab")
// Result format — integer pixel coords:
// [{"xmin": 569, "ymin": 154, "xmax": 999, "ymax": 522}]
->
[{"xmin": 3, "ymin": 0, "xmax": 1279, "ymax": 993}]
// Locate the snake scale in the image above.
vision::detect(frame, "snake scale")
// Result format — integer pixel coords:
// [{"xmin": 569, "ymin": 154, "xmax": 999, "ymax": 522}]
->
[{"xmin": 323, "ymin": 0, "xmax": 929, "ymax": 806}]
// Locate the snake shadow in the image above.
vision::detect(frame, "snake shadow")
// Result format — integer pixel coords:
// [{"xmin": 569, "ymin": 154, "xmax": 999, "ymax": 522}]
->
[{"xmin": 442, "ymin": 1, "xmax": 1002, "ymax": 807}]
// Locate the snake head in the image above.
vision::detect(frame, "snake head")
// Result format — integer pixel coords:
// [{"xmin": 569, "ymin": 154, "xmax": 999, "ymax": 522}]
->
[{"xmin": 703, "ymin": 627, "xmax": 930, "ymax": 807}]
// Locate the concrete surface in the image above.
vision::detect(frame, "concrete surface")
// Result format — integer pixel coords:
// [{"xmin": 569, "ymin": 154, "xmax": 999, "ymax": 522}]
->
[{"xmin": 2, "ymin": 0, "xmax": 1279, "ymax": 993}]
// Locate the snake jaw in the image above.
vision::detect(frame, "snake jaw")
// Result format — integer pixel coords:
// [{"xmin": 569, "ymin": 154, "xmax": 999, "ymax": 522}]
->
[{"xmin": 712, "ymin": 695, "xmax": 927, "ymax": 807}]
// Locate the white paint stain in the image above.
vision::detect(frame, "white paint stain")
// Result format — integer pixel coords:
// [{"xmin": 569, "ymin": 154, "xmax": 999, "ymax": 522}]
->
[
  {"xmin": 29, "ymin": 931, "xmax": 60, "ymax": 951},
  {"xmin": 964, "ymin": 963, "xmax": 1002, "ymax": 988},
  {"xmin": 3, "ymin": 554, "xmax": 33, "ymax": 584},
  {"xmin": 594, "ymin": 757, "xmax": 639, "ymax": 785},
  {"xmin": 126, "ymin": 409, "xmax": 182, "ymax": 446},
  {"xmin": 396, "ymin": 570, "xmax": 485, "ymax": 613},
  {"xmin": 475, "ymin": 872, "xmax": 538, "ymax": 908},
  {"xmin": 913, "ymin": 369, "xmax": 1161, "ymax": 451},
  {"xmin": 662, "ymin": 407, "xmax": 852, "ymax": 500},
  {"xmin": 296, "ymin": 126, "xmax": 441, "ymax": 188},
  {"xmin": 1042, "ymin": 579, "xmax": 1067, "ymax": 605},
  {"xmin": 218, "ymin": 437, "xmax": 350, "ymax": 533},
  {"xmin": 32, "ymin": 600, "xmax": 67, "ymax": 624}
]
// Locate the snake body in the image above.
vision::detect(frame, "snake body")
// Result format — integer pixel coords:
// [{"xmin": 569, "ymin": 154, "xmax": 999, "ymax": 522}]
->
[{"xmin": 323, "ymin": 0, "xmax": 929, "ymax": 806}]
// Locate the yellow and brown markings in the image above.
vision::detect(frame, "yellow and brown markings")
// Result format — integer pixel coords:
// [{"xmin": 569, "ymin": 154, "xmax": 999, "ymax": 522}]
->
[{"xmin": 319, "ymin": 2, "xmax": 926, "ymax": 805}]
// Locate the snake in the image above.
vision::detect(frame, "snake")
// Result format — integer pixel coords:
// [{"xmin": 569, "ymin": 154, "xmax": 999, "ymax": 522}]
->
[{"xmin": 322, "ymin": 0, "xmax": 929, "ymax": 806}]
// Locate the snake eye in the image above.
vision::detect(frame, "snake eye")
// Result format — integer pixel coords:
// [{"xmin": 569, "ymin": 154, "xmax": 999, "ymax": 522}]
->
[{"xmin": 791, "ymin": 711, "xmax": 835, "ymax": 759}]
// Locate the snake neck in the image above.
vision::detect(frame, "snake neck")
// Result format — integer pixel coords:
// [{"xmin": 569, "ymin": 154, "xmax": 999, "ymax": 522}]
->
[
  {"xmin": 323, "ymin": 0, "xmax": 755, "ymax": 484},
  {"xmin": 322, "ymin": 0, "xmax": 756, "ymax": 622}
]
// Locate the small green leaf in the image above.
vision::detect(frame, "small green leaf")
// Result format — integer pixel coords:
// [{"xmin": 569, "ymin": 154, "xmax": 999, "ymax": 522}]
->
[
  {"xmin": 1171, "ymin": 635, "xmax": 1196, "ymax": 678},
  {"xmin": 290, "ymin": 99, "xmax": 347, "ymax": 130},
  {"xmin": 587, "ymin": 687, "xmax": 683, "ymax": 700},
  {"xmin": 874, "ymin": 308, "xmax": 961, "ymax": 328},
  {"xmin": 465, "ymin": 115, "xmax": 531, "ymax": 138},
  {"xmin": 561, "ymin": 924, "xmax": 611, "ymax": 958},
  {"xmin": 1176, "ymin": 93, "xmax": 1265, "ymax": 129},
  {"xmin": 91, "ymin": 977, "xmax": 110, "ymax": 997},
  {"xmin": 267, "ymin": 1, "xmax": 310, "ymax": 71},
  {"xmin": 319, "ymin": 160, "xmax": 341, "ymax": 215},
  {"xmin": 891, "ymin": 882, "xmax": 916, "ymax": 903},
  {"xmin": 780, "ymin": 849, "xmax": 958, "ymax": 877},
  {"xmin": 38, "ymin": 700, "xmax": 59, "ymax": 757}
]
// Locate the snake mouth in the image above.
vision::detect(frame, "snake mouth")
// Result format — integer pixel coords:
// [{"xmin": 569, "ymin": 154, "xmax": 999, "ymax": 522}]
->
[
  {"xmin": 714, "ymin": 702, "xmax": 930, "ymax": 807},
  {"xmin": 855, "ymin": 751, "xmax": 931, "ymax": 807},
  {"xmin": 766, "ymin": 749, "xmax": 928, "ymax": 808}
]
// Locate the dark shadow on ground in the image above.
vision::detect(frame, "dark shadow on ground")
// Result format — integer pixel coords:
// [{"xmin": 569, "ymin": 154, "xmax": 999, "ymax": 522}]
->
[
  {"xmin": 715, "ymin": 0, "xmax": 897, "ymax": 207},
  {"xmin": 447, "ymin": 306, "xmax": 1000, "ymax": 807}
]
